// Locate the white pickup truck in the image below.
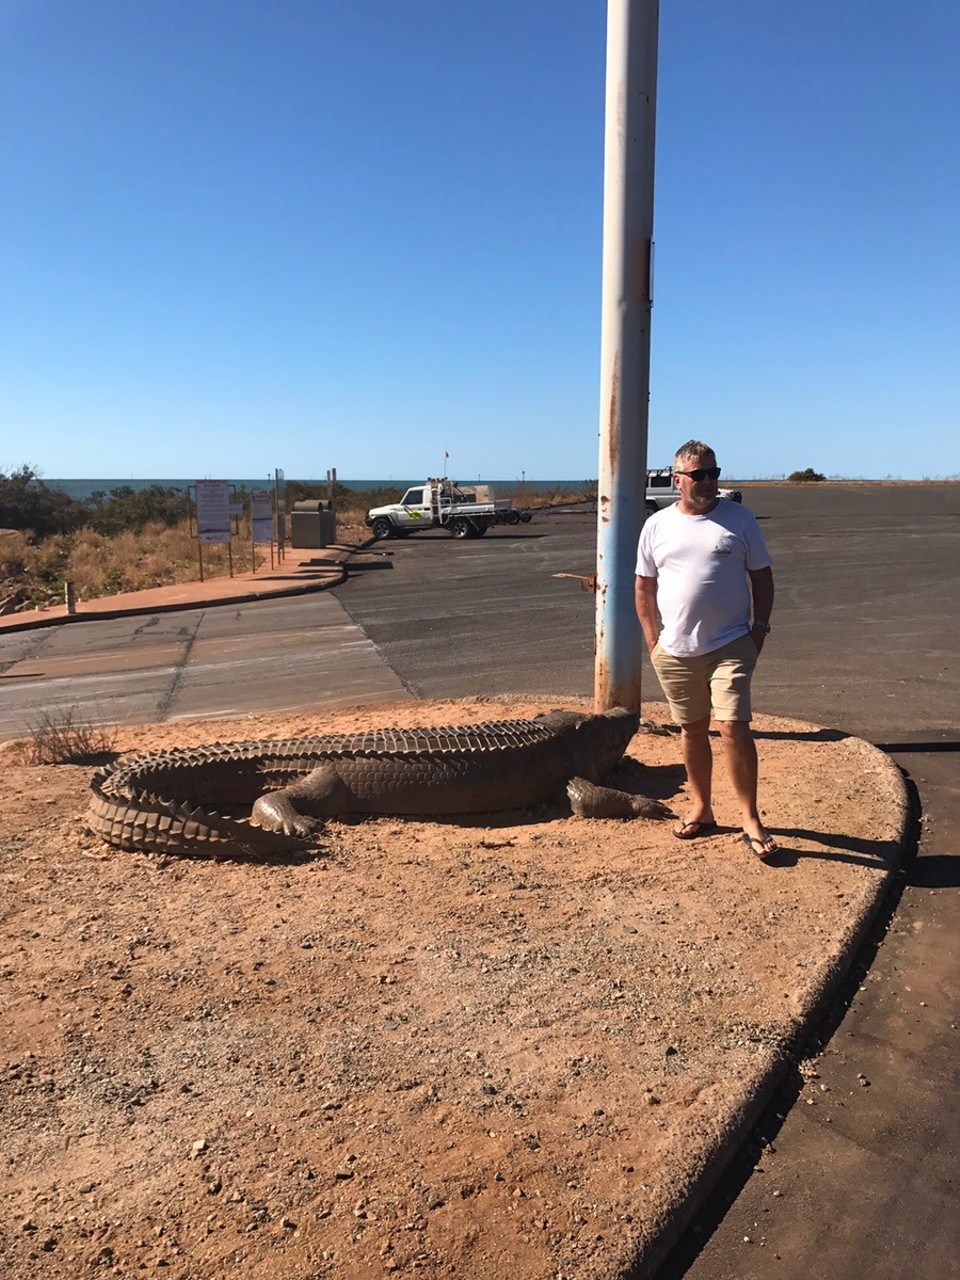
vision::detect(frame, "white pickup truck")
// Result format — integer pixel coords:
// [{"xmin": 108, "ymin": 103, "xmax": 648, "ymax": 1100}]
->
[
  {"xmin": 645, "ymin": 468, "xmax": 742, "ymax": 516},
  {"xmin": 366, "ymin": 479, "xmax": 517, "ymax": 540}
]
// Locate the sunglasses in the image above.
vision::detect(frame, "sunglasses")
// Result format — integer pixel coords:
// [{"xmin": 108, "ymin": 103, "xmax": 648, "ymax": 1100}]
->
[{"xmin": 674, "ymin": 466, "xmax": 721, "ymax": 481}]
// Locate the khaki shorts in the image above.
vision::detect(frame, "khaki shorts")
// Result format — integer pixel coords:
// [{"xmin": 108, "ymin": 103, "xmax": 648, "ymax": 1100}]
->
[{"xmin": 651, "ymin": 633, "xmax": 758, "ymax": 724}]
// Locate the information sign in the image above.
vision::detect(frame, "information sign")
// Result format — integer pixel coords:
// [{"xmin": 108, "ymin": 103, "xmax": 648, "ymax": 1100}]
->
[
  {"xmin": 195, "ymin": 480, "xmax": 232, "ymax": 545},
  {"xmin": 250, "ymin": 490, "xmax": 273, "ymax": 544}
]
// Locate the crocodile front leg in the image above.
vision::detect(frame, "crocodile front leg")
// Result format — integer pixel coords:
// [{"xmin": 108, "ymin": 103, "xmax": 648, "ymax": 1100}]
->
[{"xmin": 251, "ymin": 763, "xmax": 352, "ymax": 836}]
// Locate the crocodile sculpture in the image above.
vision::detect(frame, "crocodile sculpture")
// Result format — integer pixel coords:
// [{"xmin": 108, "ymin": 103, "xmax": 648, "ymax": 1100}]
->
[{"xmin": 87, "ymin": 706, "xmax": 669, "ymax": 855}]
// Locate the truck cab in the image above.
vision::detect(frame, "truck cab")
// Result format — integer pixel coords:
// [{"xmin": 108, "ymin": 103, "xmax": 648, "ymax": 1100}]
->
[
  {"xmin": 390, "ymin": 485, "xmax": 435, "ymax": 532},
  {"xmin": 645, "ymin": 469, "xmax": 679, "ymax": 516}
]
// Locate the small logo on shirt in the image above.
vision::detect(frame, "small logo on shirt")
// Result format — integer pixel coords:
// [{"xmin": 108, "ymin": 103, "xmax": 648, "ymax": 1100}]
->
[{"xmin": 712, "ymin": 537, "xmax": 737, "ymax": 557}]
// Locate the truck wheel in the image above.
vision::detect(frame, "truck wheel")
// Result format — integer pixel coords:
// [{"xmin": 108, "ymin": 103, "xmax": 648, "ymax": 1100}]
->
[
  {"xmin": 506, "ymin": 510, "xmax": 521, "ymax": 525},
  {"xmin": 371, "ymin": 517, "xmax": 394, "ymax": 540},
  {"xmin": 519, "ymin": 511, "xmax": 532, "ymax": 523},
  {"xmin": 645, "ymin": 500, "xmax": 658, "ymax": 517},
  {"xmin": 450, "ymin": 518, "xmax": 470, "ymax": 539}
]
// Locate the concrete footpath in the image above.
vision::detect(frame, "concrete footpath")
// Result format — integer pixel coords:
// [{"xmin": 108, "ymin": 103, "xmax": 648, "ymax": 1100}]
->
[
  {"xmin": 1, "ymin": 545, "xmax": 953, "ymax": 1279},
  {"xmin": 0, "ymin": 543, "xmax": 357, "ymax": 632}
]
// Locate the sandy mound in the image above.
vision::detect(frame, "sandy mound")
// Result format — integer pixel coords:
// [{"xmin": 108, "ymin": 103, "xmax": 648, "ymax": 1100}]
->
[{"xmin": 0, "ymin": 697, "xmax": 906, "ymax": 1279}]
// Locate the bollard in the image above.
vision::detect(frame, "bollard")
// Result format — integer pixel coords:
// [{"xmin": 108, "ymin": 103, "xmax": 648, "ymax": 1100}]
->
[{"xmin": 65, "ymin": 581, "xmax": 76, "ymax": 615}]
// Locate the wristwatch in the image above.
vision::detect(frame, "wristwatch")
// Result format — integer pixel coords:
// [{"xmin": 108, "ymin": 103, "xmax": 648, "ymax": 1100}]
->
[{"xmin": 753, "ymin": 619, "xmax": 771, "ymax": 634}]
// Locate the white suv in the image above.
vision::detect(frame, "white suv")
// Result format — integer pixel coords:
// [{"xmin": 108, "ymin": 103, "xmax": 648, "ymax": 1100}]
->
[{"xmin": 645, "ymin": 468, "xmax": 742, "ymax": 517}]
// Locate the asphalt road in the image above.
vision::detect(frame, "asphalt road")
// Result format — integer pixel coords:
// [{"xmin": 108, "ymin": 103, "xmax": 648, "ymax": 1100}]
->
[
  {"xmin": 0, "ymin": 593, "xmax": 413, "ymax": 739},
  {"xmin": 335, "ymin": 485, "xmax": 959, "ymax": 741},
  {"xmin": 2, "ymin": 485, "xmax": 956, "ymax": 744},
  {"xmin": 1, "ymin": 483, "xmax": 957, "ymax": 1278}
]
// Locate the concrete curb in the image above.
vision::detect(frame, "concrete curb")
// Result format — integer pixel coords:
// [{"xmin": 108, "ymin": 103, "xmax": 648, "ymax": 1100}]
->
[
  {"xmin": 0, "ymin": 542, "xmax": 383, "ymax": 634},
  {"xmin": 0, "ymin": 570, "xmax": 350, "ymax": 632},
  {"xmin": 634, "ymin": 734, "xmax": 913, "ymax": 1278}
]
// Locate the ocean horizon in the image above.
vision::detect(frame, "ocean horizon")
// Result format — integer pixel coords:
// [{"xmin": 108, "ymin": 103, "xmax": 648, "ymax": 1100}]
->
[{"xmin": 47, "ymin": 478, "xmax": 594, "ymax": 501}]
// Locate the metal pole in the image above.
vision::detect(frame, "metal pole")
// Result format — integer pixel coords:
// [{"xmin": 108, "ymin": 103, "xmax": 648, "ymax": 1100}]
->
[
  {"xmin": 275, "ymin": 468, "xmax": 285, "ymax": 561},
  {"xmin": 191, "ymin": 487, "xmax": 204, "ymax": 582},
  {"xmin": 594, "ymin": 0, "xmax": 659, "ymax": 712}
]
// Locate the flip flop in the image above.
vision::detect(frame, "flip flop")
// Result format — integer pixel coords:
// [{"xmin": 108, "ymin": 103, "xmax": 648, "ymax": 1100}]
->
[
  {"xmin": 741, "ymin": 831, "xmax": 779, "ymax": 862},
  {"xmin": 673, "ymin": 819, "xmax": 718, "ymax": 841}
]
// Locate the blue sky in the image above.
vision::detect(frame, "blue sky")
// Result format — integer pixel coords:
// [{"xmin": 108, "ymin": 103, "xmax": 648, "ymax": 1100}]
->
[{"xmin": 2, "ymin": 1, "xmax": 957, "ymax": 482}]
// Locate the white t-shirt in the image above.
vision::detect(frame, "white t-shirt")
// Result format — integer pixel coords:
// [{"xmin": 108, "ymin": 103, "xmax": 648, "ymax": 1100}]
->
[{"xmin": 636, "ymin": 499, "xmax": 772, "ymax": 657}]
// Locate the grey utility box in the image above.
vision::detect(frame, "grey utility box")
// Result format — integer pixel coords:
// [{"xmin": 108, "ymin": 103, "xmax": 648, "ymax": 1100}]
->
[{"xmin": 290, "ymin": 500, "xmax": 336, "ymax": 549}]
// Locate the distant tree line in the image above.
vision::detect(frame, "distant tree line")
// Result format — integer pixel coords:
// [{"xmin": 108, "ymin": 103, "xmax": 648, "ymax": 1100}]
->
[
  {"xmin": 0, "ymin": 467, "xmax": 192, "ymax": 539},
  {"xmin": 0, "ymin": 467, "xmax": 407, "ymax": 540}
]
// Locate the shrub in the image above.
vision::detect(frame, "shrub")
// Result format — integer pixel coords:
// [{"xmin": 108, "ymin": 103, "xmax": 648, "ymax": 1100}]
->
[
  {"xmin": 27, "ymin": 705, "xmax": 117, "ymax": 765},
  {"xmin": 787, "ymin": 467, "xmax": 827, "ymax": 483},
  {"xmin": 0, "ymin": 529, "xmax": 29, "ymax": 578},
  {"xmin": 0, "ymin": 466, "xmax": 86, "ymax": 538},
  {"xmin": 87, "ymin": 484, "xmax": 191, "ymax": 536}
]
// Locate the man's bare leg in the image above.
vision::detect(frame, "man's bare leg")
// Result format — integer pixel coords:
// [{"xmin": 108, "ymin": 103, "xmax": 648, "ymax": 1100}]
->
[
  {"xmin": 716, "ymin": 719, "xmax": 772, "ymax": 846},
  {"xmin": 679, "ymin": 716, "xmax": 715, "ymax": 827}
]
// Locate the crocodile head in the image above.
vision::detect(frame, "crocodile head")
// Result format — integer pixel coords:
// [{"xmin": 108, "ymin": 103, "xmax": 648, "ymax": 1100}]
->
[{"xmin": 535, "ymin": 706, "xmax": 640, "ymax": 781}]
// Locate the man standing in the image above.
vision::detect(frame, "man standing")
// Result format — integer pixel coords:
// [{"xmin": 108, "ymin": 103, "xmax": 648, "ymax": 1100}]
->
[{"xmin": 635, "ymin": 441, "xmax": 777, "ymax": 860}]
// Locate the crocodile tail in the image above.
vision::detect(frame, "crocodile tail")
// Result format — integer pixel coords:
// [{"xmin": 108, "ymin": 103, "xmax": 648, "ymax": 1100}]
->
[{"xmin": 87, "ymin": 773, "xmax": 305, "ymax": 856}]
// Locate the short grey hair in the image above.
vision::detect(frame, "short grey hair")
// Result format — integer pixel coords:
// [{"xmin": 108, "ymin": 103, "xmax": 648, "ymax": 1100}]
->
[{"xmin": 673, "ymin": 440, "xmax": 716, "ymax": 471}]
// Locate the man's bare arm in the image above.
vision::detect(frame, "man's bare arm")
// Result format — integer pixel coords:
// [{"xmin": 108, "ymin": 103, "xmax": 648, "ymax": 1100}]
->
[
  {"xmin": 747, "ymin": 565, "xmax": 775, "ymax": 653},
  {"xmin": 635, "ymin": 575, "xmax": 660, "ymax": 654}
]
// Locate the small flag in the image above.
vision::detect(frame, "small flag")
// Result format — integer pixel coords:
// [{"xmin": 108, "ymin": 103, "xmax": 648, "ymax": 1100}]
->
[{"xmin": 444, "ymin": 451, "xmax": 449, "ymax": 459}]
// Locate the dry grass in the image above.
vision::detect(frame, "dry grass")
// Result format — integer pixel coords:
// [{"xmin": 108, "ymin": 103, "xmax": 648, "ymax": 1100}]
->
[
  {"xmin": 4, "ymin": 518, "xmax": 268, "ymax": 610},
  {"xmin": 26, "ymin": 705, "xmax": 117, "ymax": 765}
]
